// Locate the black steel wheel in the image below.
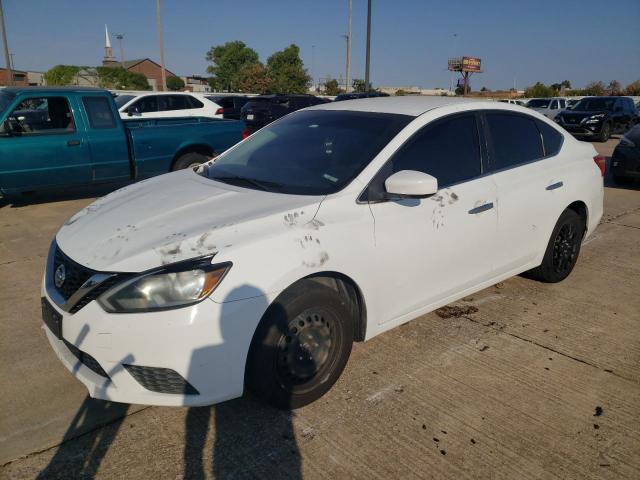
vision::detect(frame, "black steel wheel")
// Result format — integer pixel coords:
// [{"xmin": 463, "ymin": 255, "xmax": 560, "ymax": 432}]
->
[
  {"xmin": 246, "ymin": 280, "xmax": 354, "ymax": 409},
  {"xmin": 527, "ymin": 209, "xmax": 585, "ymax": 283}
]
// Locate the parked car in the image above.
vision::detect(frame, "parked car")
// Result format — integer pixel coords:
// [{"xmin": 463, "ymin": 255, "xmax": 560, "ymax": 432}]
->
[
  {"xmin": 334, "ymin": 91, "xmax": 390, "ymax": 101},
  {"xmin": 114, "ymin": 91, "xmax": 224, "ymax": 120},
  {"xmin": 205, "ymin": 95, "xmax": 249, "ymax": 120},
  {"xmin": 499, "ymin": 99, "xmax": 527, "ymax": 106},
  {"xmin": 566, "ymin": 99, "xmax": 581, "ymax": 110},
  {"xmin": 240, "ymin": 94, "xmax": 327, "ymax": 133},
  {"xmin": 555, "ymin": 96, "xmax": 638, "ymax": 142},
  {"xmin": 526, "ymin": 97, "xmax": 567, "ymax": 119},
  {"xmin": 40, "ymin": 97, "xmax": 604, "ymax": 409},
  {"xmin": 0, "ymin": 87, "xmax": 244, "ymax": 196},
  {"xmin": 611, "ymin": 124, "xmax": 640, "ymax": 184}
]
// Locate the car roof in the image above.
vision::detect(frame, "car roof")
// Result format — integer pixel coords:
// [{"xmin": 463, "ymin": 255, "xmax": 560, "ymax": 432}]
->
[
  {"xmin": 307, "ymin": 95, "xmax": 486, "ymax": 116},
  {"xmin": 2, "ymin": 86, "xmax": 105, "ymax": 94}
]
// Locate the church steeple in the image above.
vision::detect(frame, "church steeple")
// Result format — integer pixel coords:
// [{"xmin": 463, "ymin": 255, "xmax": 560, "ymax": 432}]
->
[{"xmin": 103, "ymin": 24, "xmax": 116, "ymax": 65}]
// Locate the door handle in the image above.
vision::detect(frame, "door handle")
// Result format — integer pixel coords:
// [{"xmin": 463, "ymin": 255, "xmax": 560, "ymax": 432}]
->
[
  {"xmin": 546, "ymin": 181, "xmax": 563, "ymax": 191},
  {"xmin": 468, "ymin": 202, "xmax": 494, "ymax": 214},
  {"xmin": 67, "ymin": 139, "xmax": 81, "ymax": 147}
]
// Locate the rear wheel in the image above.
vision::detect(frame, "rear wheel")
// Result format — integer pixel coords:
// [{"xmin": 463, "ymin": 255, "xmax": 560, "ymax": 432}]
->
[
  {"xmin": 527, "ymin": 209, "xmax": 585, "ymax": 283},
  {"xmin": 172, "ymin": 152, "xmax": 210, "ymax": 171},
  {"xmin": 246, "ymin": 280, "xmax": 354, "ymax": 409}
]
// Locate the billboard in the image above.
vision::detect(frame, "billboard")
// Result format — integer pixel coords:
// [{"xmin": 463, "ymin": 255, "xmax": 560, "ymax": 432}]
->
[{"xmin": 461, "ymin": 57, "xmax": 481, "ymax": 73}]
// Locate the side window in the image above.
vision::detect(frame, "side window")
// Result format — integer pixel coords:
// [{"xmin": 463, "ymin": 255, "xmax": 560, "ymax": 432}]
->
[
  {"xmin": 559, "ymin": 99, "xmax": 566, "ymax": 109},
  {"xmin": 550, "ymin": 100, "xmax": 559, "ymax": 109},
  {"xmin": 221, "ymin": 98, "xmax": 234, "ymax": 109},
  {"xmin": 82, "ymin": 96, "xmax": 116, "ymax": 129},
  {"xmin": 134, "ymin": 96, "xmax": 158, "ymax": 113},
  {"xmin": 485, "ymin": 112, "xmax": 544, "ymax": 169},
  {"xmin": 158, "ymin": 95, "xmax": 190, "ymax": 111},
  {"xmin": 187, "ymin": 96, "xmax": 204, "ymax": 109},
  {"xmin": 536, "ymin": 120, "xmax": 564, "ymax": 157},
  {"xmin": 390, "ymin": 114, "xmax": 482, "ymax": 187},
  {"xmin": 7, "ymin": 96, "xmax": 75, "ymax": 134}
]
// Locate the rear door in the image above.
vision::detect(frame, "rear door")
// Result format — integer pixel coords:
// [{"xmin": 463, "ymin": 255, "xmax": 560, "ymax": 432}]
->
[
  {"xmin": 366, "ymin": 113, "xmax": 498, "ymax": 323},
  {"xmin": 483, "ymin": 111, "xmax": 568, "ymax": 274},
  {"xmin": 0, "ymin": 94, "xmax": 91, "ymax": 193},
  {"xmin": 80, "ymin": 94, "xmax": 131, "ymax": 182}
]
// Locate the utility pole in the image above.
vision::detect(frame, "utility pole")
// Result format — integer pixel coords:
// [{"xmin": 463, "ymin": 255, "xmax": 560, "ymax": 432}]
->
[
  {"xmin": 115, "ymin": 33, "xmax": 125, "ymax": 68},
  {"xmin": 346, "ymin": 0, "xmax": 352, "ymax": 92},
  {"xmin": 364, "ymin": 0, "xmax": 371, "ymax": 92},
  {"xmin": 311, "ymin": 44, "xmax": 315, "ymax": 91},
  {"xmin": 156, "ymin": 0, "xmax": 167, "ymax": 91},
  {"xmin": 0, "ymin": 0, "xmax": 13, "ymax": 86}
]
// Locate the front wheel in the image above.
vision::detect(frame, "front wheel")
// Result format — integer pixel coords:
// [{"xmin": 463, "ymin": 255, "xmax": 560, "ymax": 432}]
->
[
  {"xmin": 527, "ymin": 209, "xmax": 585, "ymax": 283},
  {"xmin": 597, "ymin": 122, "xmax": 611, "ymax": 142},
  {"xmin": 246, "ymin": 280, "xmax": 354, "ymax": 409}
]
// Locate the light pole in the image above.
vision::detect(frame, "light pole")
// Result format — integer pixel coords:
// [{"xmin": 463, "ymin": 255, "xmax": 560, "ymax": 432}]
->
[
  {"xmin": 364, "ymin": 0, "xmax": 371, "ymax": 92},
  {"xmin": 449, "ymin": 33, "xmax": 458, "ymax": 92},
  {"xmin": 0, "ymin": 0, "xmax": 13, "ymax": 86},
  {"xmin": 346, "ymin": 0, "xmax": 352, "ymax": 92},
  {"xmin": 311, "ymin": 44, "xmax": 315, "ymax": 91},
  {"xmin": 156, "ymin": 0, "xmax": 167, "ymax": 91},
  {"xmin": 115, "ymin": 33, "xmax": 125, "ymax": 68}
]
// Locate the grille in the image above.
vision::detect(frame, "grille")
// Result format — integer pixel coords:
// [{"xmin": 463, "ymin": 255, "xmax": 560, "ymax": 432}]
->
[
  {"xmin": 63, "ymin": 340, "xmax": 109, "ymax": 378},
  {"xmin": 53, "ymin": 247, "xmax": 96, "ymax": 301},
  {"xmin": 124, "ymin": 365, "xmax": 199, "ymax": 395}
]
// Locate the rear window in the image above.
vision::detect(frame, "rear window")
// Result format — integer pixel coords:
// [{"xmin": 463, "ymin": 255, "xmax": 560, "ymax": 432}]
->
[
  {"xmin": 82, "ymin": 96, "xmax": 117, "ymax": 129},
  {"xmin": 114, "ymin": 94, "xmax": 135, "ymax": 109},
  {"xmin": 187, "ymin": 96, "xmax": 204, "ymax": 109},
  {"xmin": 536, "ymin": 120, "xmax": 563, "ymax": 157},
  {"xmin": 486, "ymin": 112, "xmax": 544, "ymax": 169}
]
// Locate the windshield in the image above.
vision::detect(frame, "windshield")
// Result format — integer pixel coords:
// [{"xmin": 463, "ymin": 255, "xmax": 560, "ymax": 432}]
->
[
  {"xmin": 0, "ymin": 91, "xmax": 15, "ymax": 116},
  {"xmin": 114, "ymin": 95, "xmax": 135, "ymax": 109},
  {"xmin": 573, "ymin": 97, "xmax": 616, "ymax": 112},
  {"xmin": 205, "ymin": 110, "xmax": 412, "ymax": 195},
  {"xmin": 528, "ymin": 99, "xmax": 551, "ymax": 108}
]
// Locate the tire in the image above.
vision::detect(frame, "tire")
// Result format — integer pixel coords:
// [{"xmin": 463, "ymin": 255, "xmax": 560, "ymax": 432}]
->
[
  {"xmin": 246, "ymin": 280, "xmax": 354, "ymax": 409},
  {"xmin": 597, "ymin": 122, "xmax": 611, "ymax": 142},
  {"xmin": 527, "ymin": 209, "xmax": 585, "ymax": 283},
  {"xmin": 172, "ymin": 152, "xmax": 209, "ymax": 171}
]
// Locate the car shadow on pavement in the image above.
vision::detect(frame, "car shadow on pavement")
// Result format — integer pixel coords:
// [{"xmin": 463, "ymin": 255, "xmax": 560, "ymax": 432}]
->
[
  {"xmin": 0, "ymin": 182, "xmax": 130, "ymax": 209},
  {"xmin": 184, "ymin": 286, "xmax": 302, "ymax": 480}
]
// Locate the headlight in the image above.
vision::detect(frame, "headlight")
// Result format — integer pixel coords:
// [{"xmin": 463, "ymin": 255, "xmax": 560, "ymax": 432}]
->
[
  {"xmin": 98, "ymin": 257, "xmax": 231, "ymax": 313},
  {"xmin": 584, "ymin": 114, "xmax": 606, "ymax": 124}
]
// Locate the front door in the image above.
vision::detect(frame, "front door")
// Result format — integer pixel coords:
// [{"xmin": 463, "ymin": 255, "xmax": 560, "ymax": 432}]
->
[
  {"xmin": 0, "ymin": 95, "xmax": 91, "ymax": 193},
  {"xmin": 365, "ymin": 113, "xmax": 498, "ymax": 324}
]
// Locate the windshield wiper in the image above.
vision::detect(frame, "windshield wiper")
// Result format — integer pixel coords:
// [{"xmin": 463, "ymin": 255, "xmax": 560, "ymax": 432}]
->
[{"xmin": 210, "ymin": 174, "xmax": 282, "ymax": 191}]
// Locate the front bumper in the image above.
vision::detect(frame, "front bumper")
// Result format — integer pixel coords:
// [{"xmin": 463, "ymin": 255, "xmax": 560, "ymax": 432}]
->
[
  {"xmin": 611, "ymin": 147, "xmax": 640, "ymax": 179},
  {"xmin": 41, "ymin": 275, "xmax": 270, "ymax": 407},
  {"xmin": 558, "ymin": 121, "xmax": 602, "ymax": 137}
]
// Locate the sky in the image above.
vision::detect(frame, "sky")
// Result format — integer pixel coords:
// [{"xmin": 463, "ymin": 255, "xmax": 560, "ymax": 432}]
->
[{"xmin": 2, "ymin": 0, "xmax": 639, "ymax": 91}]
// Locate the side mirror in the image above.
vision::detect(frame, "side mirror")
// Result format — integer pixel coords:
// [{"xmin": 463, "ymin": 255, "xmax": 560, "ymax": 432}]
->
[
  {"xmin": 127, "ymin": 106, "xmax": 141, "ymax": 117},
  {"xmin": 384, "ymin": 170, "xmax": 438, "ymax": 199}
]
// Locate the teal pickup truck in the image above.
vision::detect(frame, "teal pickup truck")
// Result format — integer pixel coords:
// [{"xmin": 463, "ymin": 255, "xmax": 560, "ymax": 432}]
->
[{"xmin": 0, "ymin": 87, "xmax": 245, "ymax": 196}]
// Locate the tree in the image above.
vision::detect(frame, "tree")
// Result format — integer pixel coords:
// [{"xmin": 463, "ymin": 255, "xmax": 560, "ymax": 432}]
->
[
  {"xmin": 606, "ymin": 80, "xmax": 621, "ymax": 96},
  {"xmin": 352, "ymin": 79, "xmax": 367, "ymax": 93},
  {"xmin": 624, "ymin": 80, "xmax": 640, "ymax": 96},
  {"xmin": 267, "ymin": 44, "xmax": 311, "ymax": 94},
  {"xmin": 237, "ymin": 63, "xmax": 274, "ymax": 94},
  {"xmin": 395, "ymin": 89, "xmax": 408, "ymax": 96},
  {"xmin": 480, "ymin": 86, "xmax": 489, "ymax": 92},
  {"xmin": 583, "ymin": 81, "xmax": 606, "ymax": 96},
  {"xmin": 524, "ymin": 82, "xmax": 555, "ymax": 98},
  {"xmin": 96, "ymin": 67, "xmax": 150, "ymax": 90},
  {"xmin": 550, "ymin": 83, "xmax": 562, "ymax": 92},
  {"xmin": 206, "ymin": 41, "xmax": 260, "ymax": 91},
  {"xmin": 455, "ymin": 85, "xmax": 465, "ymax": 95},
  {"xmin": 561, "ymin": 80, "xmax": 571, "ymax": 89},
  {"xmin": 324, "ymin": 78, "xmax": 343, "ymax": 96},
  {"xmin": 44, "ymin": 65, "xmax": 81, "ymax": 85},
  {"xmin": 166, "ymin": 76, "xmax": 185, "ymax": 91}
]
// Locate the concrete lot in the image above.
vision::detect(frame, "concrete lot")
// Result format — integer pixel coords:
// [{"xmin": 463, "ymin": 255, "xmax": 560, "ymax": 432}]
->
[{"xmin": 1, "ymin": 139, "xmax": 639, "ymax": 479}]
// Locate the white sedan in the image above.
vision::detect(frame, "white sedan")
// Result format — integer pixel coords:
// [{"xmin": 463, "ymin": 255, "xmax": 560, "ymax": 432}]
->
[{"xmin": 41, "ymin": 97, "xmax": 604, "ymax": 409}]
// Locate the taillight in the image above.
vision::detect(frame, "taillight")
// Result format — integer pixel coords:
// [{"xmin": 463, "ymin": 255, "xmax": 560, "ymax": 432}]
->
[
  {"xmin": 242, "ymin": 128, "xmax": 249, "ymax": 139},
  {"xmin": 215, "ymin": 108, "xmax": 224, "ymax": 115},
  {"xmin": 593, "ymin": 154, "xmax": 606, "ymax": 176}
]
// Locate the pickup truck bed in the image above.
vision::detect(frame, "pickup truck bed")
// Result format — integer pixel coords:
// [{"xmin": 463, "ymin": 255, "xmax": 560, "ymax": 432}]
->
[{"xmin": 0, "ymin": 87, "xmax": 245, "ymax": 196}]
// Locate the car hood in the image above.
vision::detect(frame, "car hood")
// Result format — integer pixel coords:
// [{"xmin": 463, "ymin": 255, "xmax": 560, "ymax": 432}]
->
[
  {"xmin": 561, "ymin": 110, "xmax": 609, "ymax": 119},
  {"xmin": 56, "ymin": 169, "xmax": 324, "ymax": 272}
]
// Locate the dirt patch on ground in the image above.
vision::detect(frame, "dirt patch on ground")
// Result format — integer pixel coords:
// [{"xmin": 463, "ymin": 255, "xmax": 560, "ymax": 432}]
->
[{"xmin": 435, "ymin": 305, "xmax": 479, "ymax": 319}]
